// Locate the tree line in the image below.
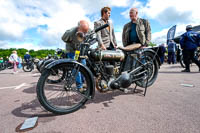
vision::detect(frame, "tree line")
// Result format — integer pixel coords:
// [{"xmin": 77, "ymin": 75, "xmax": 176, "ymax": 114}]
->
[
  {"xmin": 0, "ymin": 48, "xmax": 57, "ymax": 60},
  {"xmin": 0, "ymin": 42, "xmax": 157, "ymax": 60}
]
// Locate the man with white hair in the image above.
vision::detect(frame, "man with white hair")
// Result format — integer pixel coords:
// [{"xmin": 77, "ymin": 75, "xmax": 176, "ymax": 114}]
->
[{"xmin": 62, "ymin": 20, "xmax": 90, "ymax": 92}]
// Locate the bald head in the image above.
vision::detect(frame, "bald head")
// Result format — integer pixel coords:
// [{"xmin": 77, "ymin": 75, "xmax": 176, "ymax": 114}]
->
[
  {"xmin": 129, "ymin": 8, "xmax": 138, "ymax": 22},
  {"xmin": 78, "ymin": 20, "xmax": 89, "ymax": 33}
]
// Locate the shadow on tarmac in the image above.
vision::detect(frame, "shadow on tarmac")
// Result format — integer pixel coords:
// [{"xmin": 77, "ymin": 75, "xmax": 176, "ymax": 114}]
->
[{"xmin": 11, "ymin": 84, "xmax": 146, "ymax": 118}]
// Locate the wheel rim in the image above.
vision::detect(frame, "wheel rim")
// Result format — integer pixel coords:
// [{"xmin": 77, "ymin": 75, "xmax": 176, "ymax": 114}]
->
[{"xmin": 41, "ymin": 64, "xmax": 90, "ymax": 112}]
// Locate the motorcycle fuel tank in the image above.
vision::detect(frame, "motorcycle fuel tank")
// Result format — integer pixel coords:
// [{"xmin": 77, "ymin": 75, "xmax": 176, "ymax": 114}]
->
[{"xmin": 89, "ymin": 50, "xmax": 125, "ymax": 61}]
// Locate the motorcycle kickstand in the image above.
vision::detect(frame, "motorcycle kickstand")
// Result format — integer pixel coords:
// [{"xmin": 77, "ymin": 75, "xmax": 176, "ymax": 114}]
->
[{"xmin": 132, "ymin": 84, "xmax": 148, "ymax": 96}]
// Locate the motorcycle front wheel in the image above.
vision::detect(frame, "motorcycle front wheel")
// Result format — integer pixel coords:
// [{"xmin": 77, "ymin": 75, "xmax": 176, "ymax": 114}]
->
[{"xmin": 36, "ymin": 63, "xmax": 91, "ymax": 114}]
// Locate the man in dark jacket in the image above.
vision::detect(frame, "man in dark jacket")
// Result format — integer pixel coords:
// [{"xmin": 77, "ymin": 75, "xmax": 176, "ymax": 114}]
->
[
  {"xmin": 180, "ymin": 25, "xmax": 200, "ymax": 72},
  {"xmin": 24, "ymin": 52, "xmax": 31, "ymax": 62}
]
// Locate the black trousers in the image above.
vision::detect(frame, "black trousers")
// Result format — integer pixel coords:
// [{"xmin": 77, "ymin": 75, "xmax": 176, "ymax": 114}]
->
[{"xmin": 182, "ymin": 49, "xmax": 200, "ymax": 70}]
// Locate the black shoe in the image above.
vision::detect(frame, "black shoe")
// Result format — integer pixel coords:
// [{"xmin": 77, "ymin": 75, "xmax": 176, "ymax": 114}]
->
[{"xmin": 181, "ymin": 69, "xmax": 190, "ymax": 72}]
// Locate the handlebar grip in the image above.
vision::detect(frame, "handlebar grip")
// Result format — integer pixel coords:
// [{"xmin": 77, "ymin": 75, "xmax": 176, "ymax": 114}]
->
[{"xmin": 94, "ymin": 23, "xmax": 109, "ymax": 33}]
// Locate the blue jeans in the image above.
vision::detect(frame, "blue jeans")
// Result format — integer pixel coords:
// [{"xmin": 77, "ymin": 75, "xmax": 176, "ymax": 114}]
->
[
  {"xmin": 168, "ymin": 52, "xmax": 175, "ymax": 64},
  {"xmin": 66, "ymin": 53, "xmax": 86, "ymax": 89}
]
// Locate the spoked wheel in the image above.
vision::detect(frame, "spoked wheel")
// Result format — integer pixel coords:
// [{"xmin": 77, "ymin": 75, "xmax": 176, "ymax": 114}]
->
[
  {"xmin": 7, "ymin": 62, "xmax": 14, "ymax": 69},
  {"xmin": 135, "ymin": 51, "xmax": 159, "ymax": 88},
  {"xmin": 23, "ymin": 64, "xmax": 33, "ymax": 72},
  {"xmin": 36, "ymin": 63, "xmax": 91, "ymax": 115},
  {"xmin": 46, "ymin": 68, "xmax": 65, "ymax": 84}
]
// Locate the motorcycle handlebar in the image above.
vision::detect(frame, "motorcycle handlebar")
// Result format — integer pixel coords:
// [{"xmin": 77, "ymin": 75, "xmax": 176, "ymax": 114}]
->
[{"xmin": 94, "ymin": 23, "xmax": 109, "ymax": 33}]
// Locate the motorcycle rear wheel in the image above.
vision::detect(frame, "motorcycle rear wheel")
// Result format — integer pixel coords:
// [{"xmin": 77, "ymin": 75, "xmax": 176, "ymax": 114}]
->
[
  {"xmin": 36, "ymin": 63, "xmax": 91, "ymax": 114},
  {"xmin": 23, "ymin": 64, "xmax": 33, "ymax": 72},
  {"xmin": 135, "ymin": 51, "xmax": 159, "ymax": 88}
]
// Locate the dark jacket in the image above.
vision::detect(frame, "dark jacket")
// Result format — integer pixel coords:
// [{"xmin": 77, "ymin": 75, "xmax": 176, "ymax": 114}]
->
[
  {"xmin": 168, "ymin": 41, "xmax": 176, "ymax": 52},
  {"xmin": 180, "ymin": 30, "xmax": 199, "ymax": 50},
  {"xmin": 24, "ymin": 54, "xmax": 31, "ymax": 62}
]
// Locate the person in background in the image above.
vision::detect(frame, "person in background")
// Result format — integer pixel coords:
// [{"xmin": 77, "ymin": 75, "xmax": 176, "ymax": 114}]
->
[
  {"xmin": 18, "ymin": 57, "xmax": 22, "ymax": 69},
  {"xmin": 24, "ymin": 52, "xmax": 31, "ymax": 62},
  {"xmin": 158, "ymin": 44, "xmax": 166, "ymax": 64},
  {"xmin": 9, "ymin": 50, "xmax": 19, "ymax": 74},
  {"xmin": 0, "ymin": 57, "xmax": 3, "ymax": 69},
  {"xmin": 0, "ymin": 57, "xmax": 3, "ymax": 63},
  {"xmin": 180, "ymin": 25, "xmax": 200, "ymax": 72},
  {"xmin": 167, "ymin": 40, "xmax": 177, "ymax": 64},
  {"xmin": 62, "ymin": 20, "xmax": 90, "ymax": 92}
]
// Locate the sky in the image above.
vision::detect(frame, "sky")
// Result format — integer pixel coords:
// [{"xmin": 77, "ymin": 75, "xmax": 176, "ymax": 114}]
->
[{"xmin": 0, "ymin": 0, "xmax": 199, "ymax": 50}]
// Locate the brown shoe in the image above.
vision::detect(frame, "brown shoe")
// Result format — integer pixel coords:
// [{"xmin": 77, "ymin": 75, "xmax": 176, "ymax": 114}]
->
[{"xmin": 79, "ymin": 88, "xmax": 86, "ymax": 93}]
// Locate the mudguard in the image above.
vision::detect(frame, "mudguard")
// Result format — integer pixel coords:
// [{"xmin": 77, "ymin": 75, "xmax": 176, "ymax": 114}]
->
[
  {"xmin": 40, "ymin": 59, "xmax": 55, "ymax": 73},
  {"xmin": 143, "ymin": 48, "xmax": 161, "ymax": 68},
  {"xmin": 45, "ymin": 59, "xmax": 95, "ymax": 99}
]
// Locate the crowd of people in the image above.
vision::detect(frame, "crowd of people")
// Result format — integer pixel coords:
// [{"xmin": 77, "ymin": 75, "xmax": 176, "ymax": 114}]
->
[
  {"xmin": 157, "ymin": 25, "xmax": 200, "ymax": 72},
  {"xmin": 0, "ymin": 51, "xmax": 32, "ymax": 73}
]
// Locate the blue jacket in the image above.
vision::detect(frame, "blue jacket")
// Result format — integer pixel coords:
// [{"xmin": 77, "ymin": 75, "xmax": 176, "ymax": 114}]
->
[
  {"xmin": 180, "ymin": 30, "xmax": 199, "ymax": 50},
  {"xmin": 24, "ymin": 54, "xmax": 31, "ymax": 62},
  {"xmin": 168, "ymin": 42, "xmax": 176, "ymax": 52}
]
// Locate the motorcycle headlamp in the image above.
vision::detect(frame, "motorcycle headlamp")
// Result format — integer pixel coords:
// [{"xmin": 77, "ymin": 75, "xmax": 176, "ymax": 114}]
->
[{"xmin": 76, "ymin": 32, "xmax": 85, "ymax": 42}]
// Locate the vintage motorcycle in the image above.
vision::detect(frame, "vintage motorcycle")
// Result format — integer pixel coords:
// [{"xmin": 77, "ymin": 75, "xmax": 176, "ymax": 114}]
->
[
  {"xmin": 36, "ymin": 24, "xmax": 161, "ymax": 114},
  {"xmin": 23, "ymin": 58, "xmax": 35, "ymax": 72}
]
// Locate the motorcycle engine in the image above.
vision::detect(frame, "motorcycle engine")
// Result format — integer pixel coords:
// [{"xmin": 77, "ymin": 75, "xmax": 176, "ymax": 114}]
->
[{"xmin": 109, "ymin": 72, "xmax": 132, "ymax": 89}]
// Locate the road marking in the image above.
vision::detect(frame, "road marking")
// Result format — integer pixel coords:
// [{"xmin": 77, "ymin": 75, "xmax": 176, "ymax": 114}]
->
[
  {"xmin": 0, "ymin": 83, "xmax": 30, "ymax": 90},
  {"xmin": 14, "ymin": 83, "xmax": 27, "ymax": 90},
  {"xmin": 0, "ymin": 86, "xmax": 16, "ymax": 90}
]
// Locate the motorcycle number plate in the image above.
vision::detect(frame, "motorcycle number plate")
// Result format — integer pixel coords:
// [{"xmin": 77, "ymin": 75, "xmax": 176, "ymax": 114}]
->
[{"xmin": 75, "ymin": 50, "xmax": 80, "ymax": 60}]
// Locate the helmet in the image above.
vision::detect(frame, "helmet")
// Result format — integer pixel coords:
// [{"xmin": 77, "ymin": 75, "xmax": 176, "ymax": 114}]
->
[{"xmin": 186, "ymin": 25, "xmax": 193, "ymax": 31}]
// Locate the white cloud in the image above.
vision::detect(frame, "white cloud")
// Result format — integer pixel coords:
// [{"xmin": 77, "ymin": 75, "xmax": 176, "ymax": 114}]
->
[
  {"xmin": 120, "ymin": 0, "xmax": 200, "ymax": 45},
  {"xmin": 0, "ymin": 40, "xmax": 9, "ymax": 49},
  {"xmin": 121, "ymin": 0, "xmax": 200, "ymax": 24},
  {"xmin": 115, "ymin": 31, "xmax": 123, "ymax": 46},
  {"xmin": 152, "ymin": 24, "xmax": 190, "ymax": 45},
  {"xmin": 142, "ymin": 0, "xmax": 200, "ymax": 25},
  {"xmin": 1, "ymin": 0, "xmax": 199, "ymax": 50},
  {"xmin": 68, "ymin": 0, "xmax": 131, "ymax": 15},
  {"xmin": 0, "ymin": 0, "xmax": 131, "ymax": 50}
]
